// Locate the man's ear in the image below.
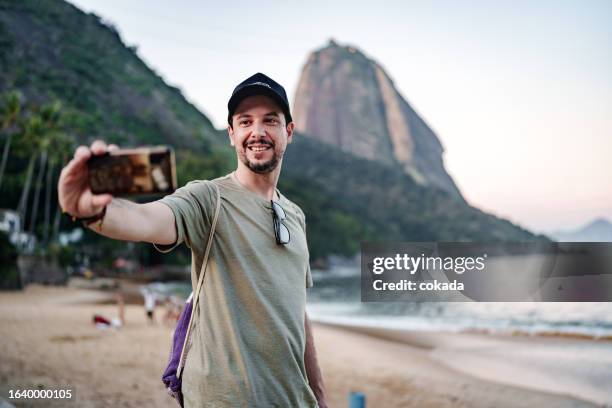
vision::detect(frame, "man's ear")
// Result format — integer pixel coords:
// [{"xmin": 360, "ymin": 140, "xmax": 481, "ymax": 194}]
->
[
  {"xmin": 227, "ymin": 125, "xmax": 235, "ymax": 146},
  {"xmin": 286, "ymin": 122, "xmax": 295, "ymax": 144}
]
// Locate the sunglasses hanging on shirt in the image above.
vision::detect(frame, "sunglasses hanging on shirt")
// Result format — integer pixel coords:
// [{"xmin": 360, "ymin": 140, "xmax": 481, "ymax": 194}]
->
[{"xmin": 271, "ymin": 200, "xmax": 290, "ymax": 245}]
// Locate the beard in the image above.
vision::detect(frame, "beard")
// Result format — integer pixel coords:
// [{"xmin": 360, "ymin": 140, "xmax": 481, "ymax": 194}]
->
[
  {"xmin": 238, "ymin": 141, "xmax": 282, "ymax": 174},
  {"xmin": 242, "ymin": 152, "xmax": 279, "ymax": 174}
]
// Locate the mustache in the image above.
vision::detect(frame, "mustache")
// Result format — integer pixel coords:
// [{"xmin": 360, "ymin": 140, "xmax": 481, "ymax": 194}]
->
[{"xmin": 246, "ymin": 140, "xmax": 273, "ymax": 147}]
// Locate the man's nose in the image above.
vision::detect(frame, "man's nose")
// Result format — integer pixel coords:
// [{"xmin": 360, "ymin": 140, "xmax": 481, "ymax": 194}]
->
[{"xmin": 251, "ymin": 122, "xmax": 266, "ymax": 138}]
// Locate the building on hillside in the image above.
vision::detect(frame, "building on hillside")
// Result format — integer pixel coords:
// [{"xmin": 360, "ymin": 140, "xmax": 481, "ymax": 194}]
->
[{"xmin": 0, "ymin": 209, "xmax": 36, "ymax": 253}]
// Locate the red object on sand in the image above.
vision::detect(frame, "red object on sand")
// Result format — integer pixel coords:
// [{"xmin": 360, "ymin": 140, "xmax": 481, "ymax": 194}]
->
[{"xmin": 93, "ymin": 314, "xmax": 111, "ymax": 325}]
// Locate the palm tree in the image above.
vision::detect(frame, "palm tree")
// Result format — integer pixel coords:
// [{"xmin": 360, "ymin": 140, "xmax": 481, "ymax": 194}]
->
[
  {"xmin": 27, "ymin": 102, "xmax": 62, "ymax": 242},
  {"xmin": 44, "ymin": 132, "xmax": 72, "ymax": 245},
  {"xmin": 43, "ymin": 153, "xmax": 54, "ymax": 245},
  {"xmin": 28, "ymin": 150, "xmax": 47, "ymax": 237},
  {"xmin": 16, "ymin": 157, "xmax": 35, "ymax": 248},
  {"xmin": 0, "ymin": 91, "xmax": 22, "ymax": 191},
  {"xmin": 16, "ymin": 115, "xmax": 43, "ymax": 244},
  {"xmin": 2, "ymin": 94, "xmax": 72, "ymax": 251}
]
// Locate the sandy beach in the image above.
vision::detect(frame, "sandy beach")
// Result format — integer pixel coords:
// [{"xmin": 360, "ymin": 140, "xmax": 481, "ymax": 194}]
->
[{"xmin": 0, "ymin": 285, "xmax": 609, "ymax": 407}]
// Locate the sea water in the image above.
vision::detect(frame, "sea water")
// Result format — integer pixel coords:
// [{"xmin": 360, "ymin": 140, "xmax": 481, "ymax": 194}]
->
[
  {"xmin": 306, "ymin": 266, "xmax": 612, "ymax": 337},
  {"xmin": 147, "ymin": 266, "xmax": 612, "ymax": 337}
]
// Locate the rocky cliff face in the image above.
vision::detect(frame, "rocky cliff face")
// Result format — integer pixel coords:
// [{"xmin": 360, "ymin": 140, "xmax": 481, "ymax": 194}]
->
[{"xmin": 293, "ymin": 40, "xmax": 462, "ymax": 199}]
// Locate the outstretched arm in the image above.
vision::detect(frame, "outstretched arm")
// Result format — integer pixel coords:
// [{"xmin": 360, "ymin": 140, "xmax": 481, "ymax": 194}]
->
[
  {"xmin": 86, "ymin": 198, "xmax": 175, "ymax": 244},
  {"xmin": 304, "ymin": 312, "xmax": 328, "ymax": 408}
]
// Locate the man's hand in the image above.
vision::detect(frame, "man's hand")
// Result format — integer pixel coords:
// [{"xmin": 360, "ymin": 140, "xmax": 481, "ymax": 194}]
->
[
  {"xmin": 304, "ymin": 313, "xmax": 328, "ymax": 408},
  {"xmin": 58, "ymin": 140, "xmax": 117, "ymax": 218}
]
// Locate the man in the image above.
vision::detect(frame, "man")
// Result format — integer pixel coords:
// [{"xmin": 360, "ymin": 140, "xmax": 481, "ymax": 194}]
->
[{"xmin": 58, "ymin": 73, "xmax": 328, "ymax": 407}]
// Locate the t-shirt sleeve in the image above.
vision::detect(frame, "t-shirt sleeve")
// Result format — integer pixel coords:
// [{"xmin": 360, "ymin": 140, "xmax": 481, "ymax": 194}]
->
[{"xmin": 152, "ymin": 180, "xmax": 215, "ymax": 253}]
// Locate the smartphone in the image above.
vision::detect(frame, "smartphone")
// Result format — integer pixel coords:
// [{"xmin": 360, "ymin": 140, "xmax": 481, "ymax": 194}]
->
[{"xmin": 87, "ymin": 146, "xmax": 177, "ymax": 197}]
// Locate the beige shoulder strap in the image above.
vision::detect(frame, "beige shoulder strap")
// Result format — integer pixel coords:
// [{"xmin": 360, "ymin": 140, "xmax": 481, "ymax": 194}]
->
[{"xmin": 177, "ymin": 181, "xmax": 221, "ymax": 378}]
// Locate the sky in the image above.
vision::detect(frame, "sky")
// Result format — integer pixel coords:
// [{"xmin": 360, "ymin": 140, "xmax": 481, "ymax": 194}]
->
[{"xmin": 68, "ymin": 0, "xmax": 612, "ymax": 233}]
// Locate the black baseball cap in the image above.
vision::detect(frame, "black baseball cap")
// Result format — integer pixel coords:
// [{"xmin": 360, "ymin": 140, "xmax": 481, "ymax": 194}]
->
[{"xmin": 227, "ymin": 73, "xmax": 292, "ymax": 126}]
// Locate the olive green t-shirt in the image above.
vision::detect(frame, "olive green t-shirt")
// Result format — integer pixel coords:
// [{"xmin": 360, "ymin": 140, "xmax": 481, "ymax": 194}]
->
[{"xmin": 154, "ymin": 173, "xmax": 317, "ymax": 408}]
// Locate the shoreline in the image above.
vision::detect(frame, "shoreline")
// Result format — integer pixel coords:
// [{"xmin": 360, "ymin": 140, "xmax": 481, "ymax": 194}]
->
[{"xmin": 309, "ymin": 315, "xmax": 612, "ymax": 341}]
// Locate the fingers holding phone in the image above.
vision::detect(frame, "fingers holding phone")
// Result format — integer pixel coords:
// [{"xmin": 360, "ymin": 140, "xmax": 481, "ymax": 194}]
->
[
  {"xmin": 58, "ymin": 140, "xmax": 115, "ymax": 219},
  {"xmin": 90, "ymin": 140, "xmax": 118, "ymax": 155}
]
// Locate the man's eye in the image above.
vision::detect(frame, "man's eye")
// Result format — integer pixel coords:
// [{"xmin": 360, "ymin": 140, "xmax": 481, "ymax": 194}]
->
[
  {"xmin": 240, "ymin": 120, "xmax": 250, "ymax": 126},
  {"xmin": 266, "ymin": 119, "xmax": 278, "ymax": 124}
]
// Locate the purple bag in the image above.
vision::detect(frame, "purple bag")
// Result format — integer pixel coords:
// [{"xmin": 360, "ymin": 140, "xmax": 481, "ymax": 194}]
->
[{"xmin": 162, "ymin": 297, "xmax": 193, "ymax": 407}]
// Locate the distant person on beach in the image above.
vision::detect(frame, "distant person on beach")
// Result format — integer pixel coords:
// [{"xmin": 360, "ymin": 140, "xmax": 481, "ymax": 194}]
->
[
  {"xmin": 92, "ymin": 314, "xmax": 122, "ymax": 330},
  {"xmin": 92, "ymin": 290, "xmax": 125, "ymax": 330},
  {"xmin": 163, "ymin": 295, "xmax": 182, "ymax": 327},
  {"xmin": 58, "ymin": 73, "xmax": 327, "ymax": 407},
  {"xmin": 116, "ymin": 290, "xmax": 125, "ymax": 326},
  {"xmin": 140, "ymin": 288, "xmax": 157, "ymax": 325}
]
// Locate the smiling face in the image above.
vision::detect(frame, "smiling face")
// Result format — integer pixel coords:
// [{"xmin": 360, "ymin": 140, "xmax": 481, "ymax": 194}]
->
[{"xmin": 228, "ymin": 94, "xmax": 294, "ymax": 174}]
